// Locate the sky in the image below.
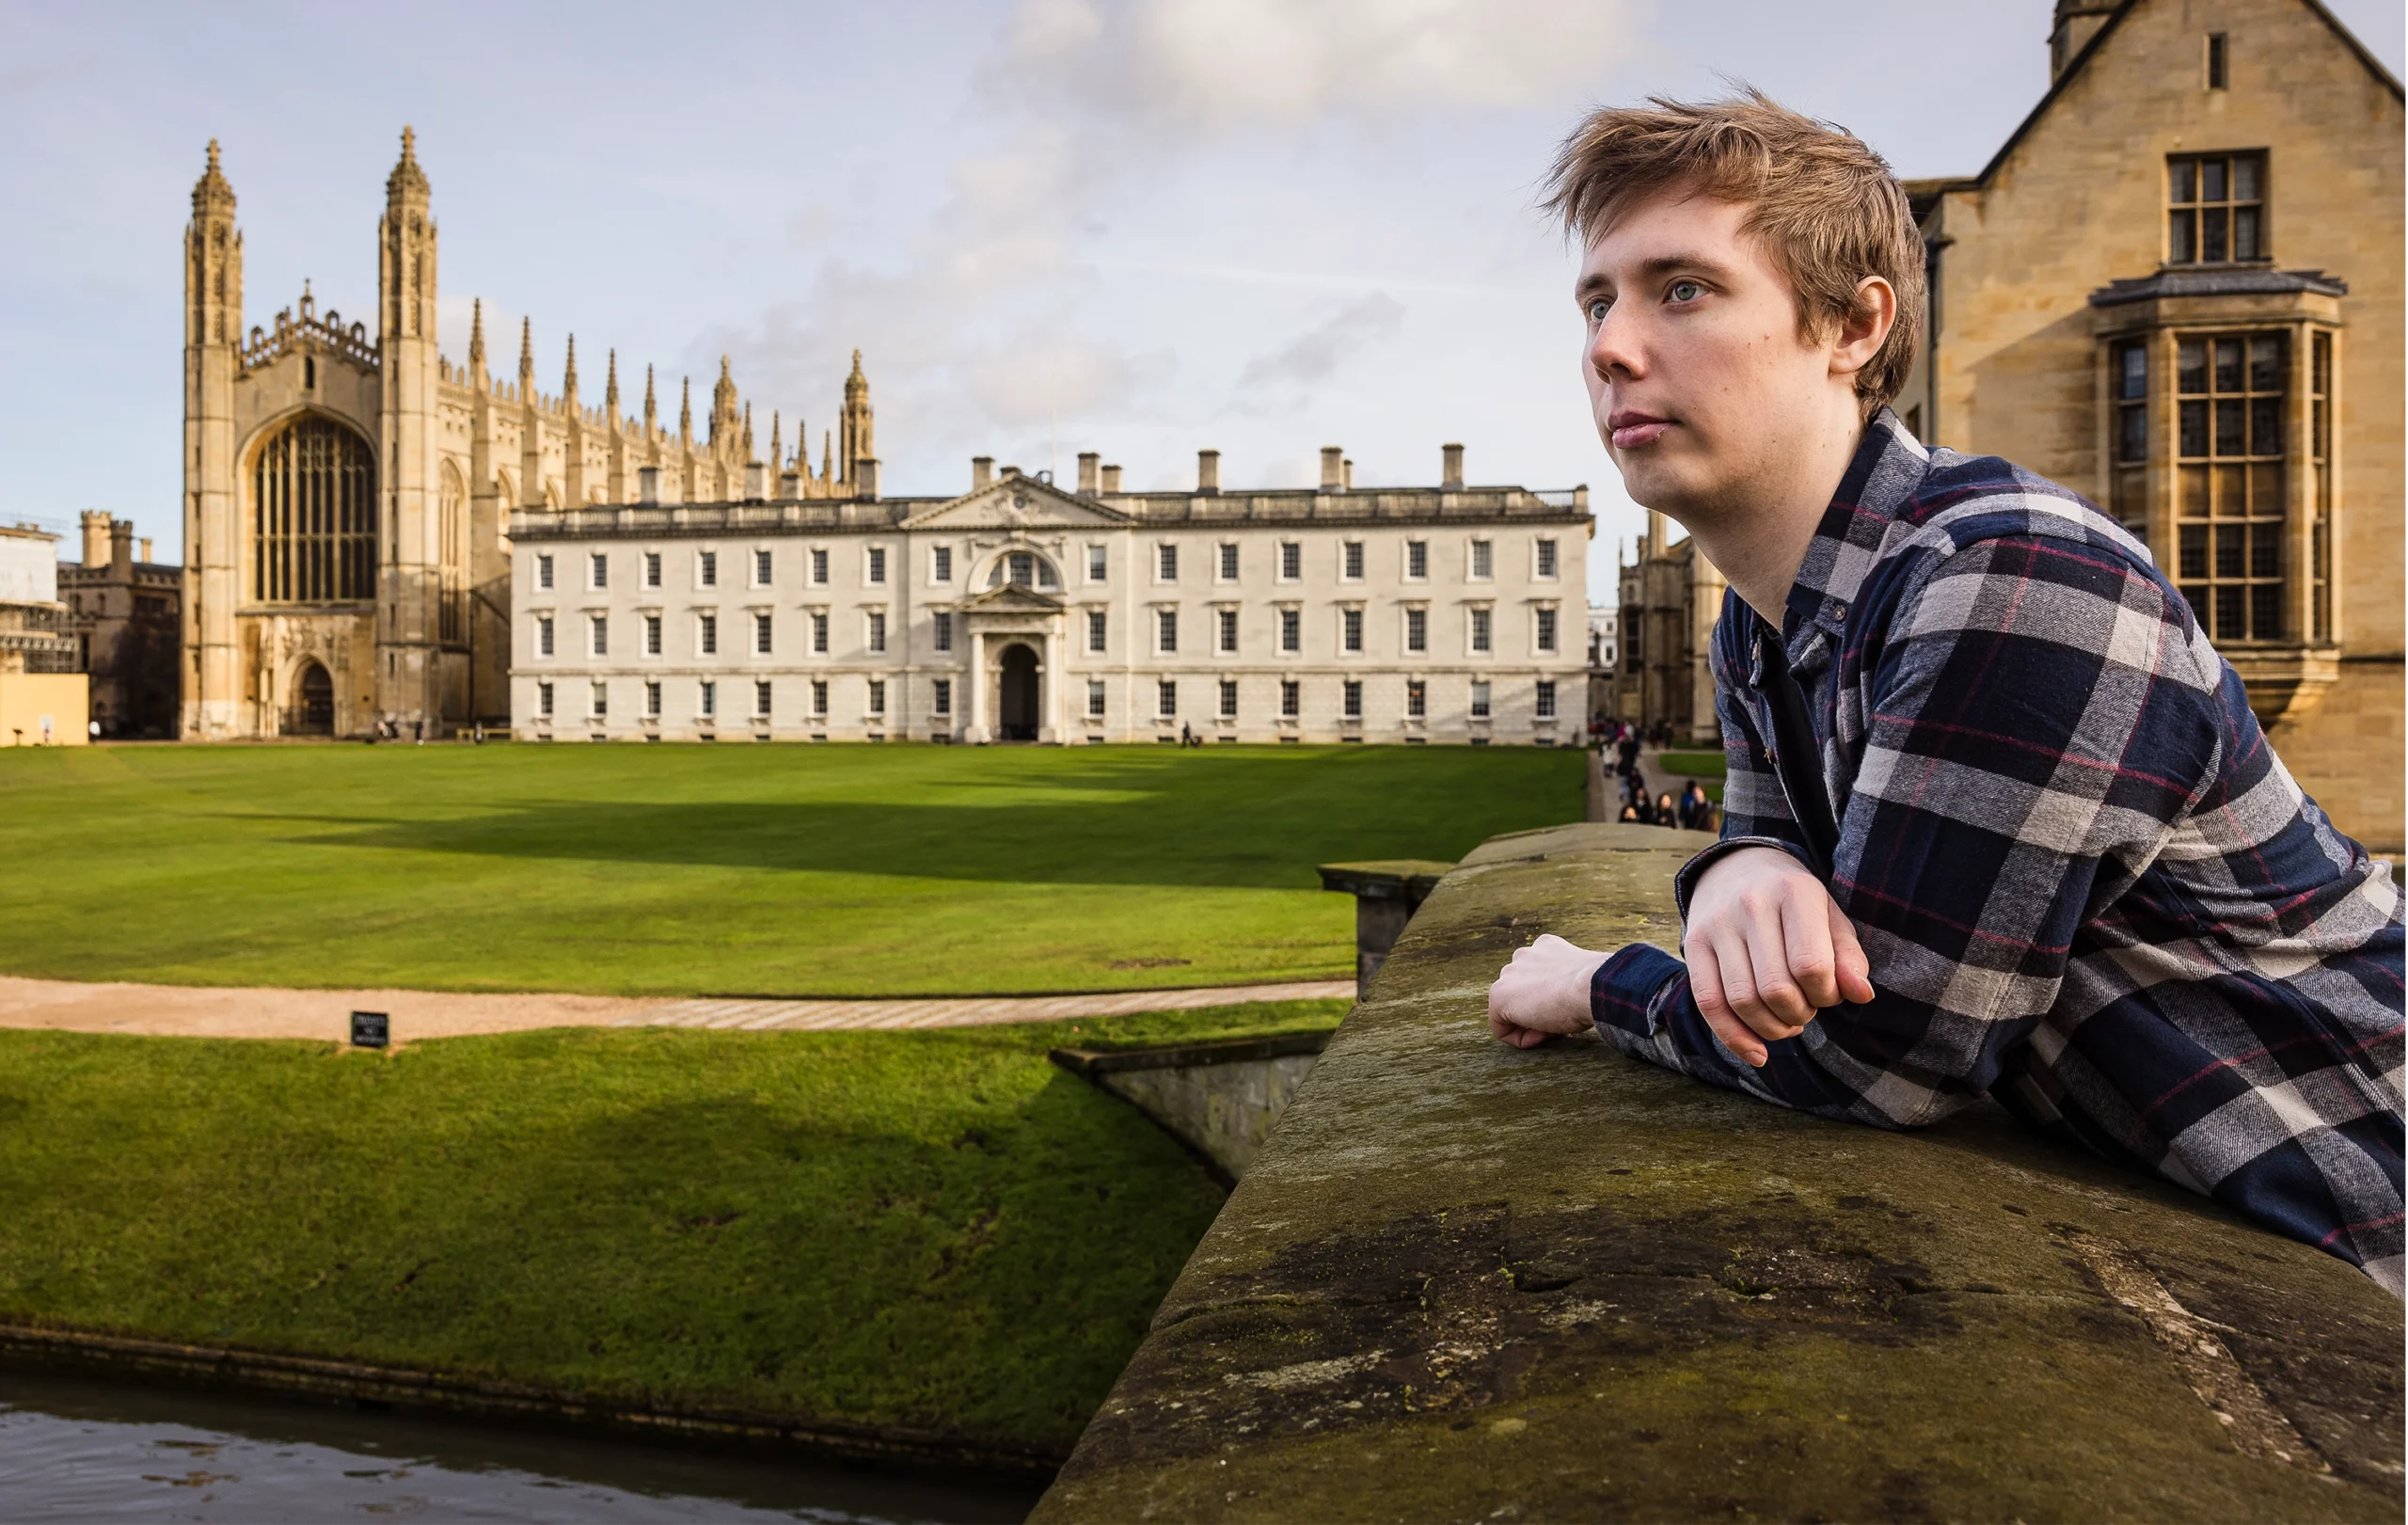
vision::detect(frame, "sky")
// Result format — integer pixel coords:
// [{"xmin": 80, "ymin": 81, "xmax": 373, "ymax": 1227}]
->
[{"xmin": 3, "ymin": 0, "xmax": 2399, "ymax": 608}]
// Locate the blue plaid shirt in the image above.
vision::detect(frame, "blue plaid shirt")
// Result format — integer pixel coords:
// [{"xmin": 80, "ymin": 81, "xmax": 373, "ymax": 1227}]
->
[{"xmin": 1592, "ymin": 411, "xmax": 2405, "ymax": 1291}]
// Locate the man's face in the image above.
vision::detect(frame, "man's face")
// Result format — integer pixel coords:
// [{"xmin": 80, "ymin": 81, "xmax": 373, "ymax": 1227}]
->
[{"xmin": 1576, "ymin": 191, "xmax": 1843, "ymax": 519}]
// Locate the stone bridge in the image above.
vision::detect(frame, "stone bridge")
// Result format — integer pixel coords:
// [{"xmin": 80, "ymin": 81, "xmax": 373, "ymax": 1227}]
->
[{"xmin": 1033, "ymin": 822, "xmax": 2403, "ymax": 1522}]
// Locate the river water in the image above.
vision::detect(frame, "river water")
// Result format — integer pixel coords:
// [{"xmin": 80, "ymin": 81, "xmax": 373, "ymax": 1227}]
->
[{"xmin": 0, "ymin": 1368, "xmax": 1043, "ymax": 1523}]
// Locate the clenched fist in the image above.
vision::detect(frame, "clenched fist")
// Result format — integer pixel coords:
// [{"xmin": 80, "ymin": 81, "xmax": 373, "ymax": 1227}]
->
[{"xmin": 1487, "ymin": 933, "xmax": 1613, "ymax": 1049}]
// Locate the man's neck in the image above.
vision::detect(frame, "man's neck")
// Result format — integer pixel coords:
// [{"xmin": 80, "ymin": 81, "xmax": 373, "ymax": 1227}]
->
[{"xmin": 1674, "ymin": 414, "xmax": 1866, "ymax": 627}]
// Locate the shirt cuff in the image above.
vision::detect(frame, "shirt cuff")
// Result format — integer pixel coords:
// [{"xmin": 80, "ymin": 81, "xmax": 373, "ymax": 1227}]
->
[
  {"xmin": 1591, "ymin": 942, "xmax": 1684, "ymax": 1041},
  {"xmin": 1672, "ymin": 834, "xmax": 1820, "ymax": 920}
]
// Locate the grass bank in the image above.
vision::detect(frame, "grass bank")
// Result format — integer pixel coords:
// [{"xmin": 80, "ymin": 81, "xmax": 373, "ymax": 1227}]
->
[
  {"xmin": 0, "ymin": 743, "xmax": 1579, "ymax": 995},
  {"xmin": 0, "ymin": 1000, "xmax": 1343, "ymax": 1458}
]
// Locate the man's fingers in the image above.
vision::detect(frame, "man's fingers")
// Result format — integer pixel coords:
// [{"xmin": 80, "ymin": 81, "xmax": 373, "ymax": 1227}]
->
[
  {"xmin": 1735, "ymin": 912, "xmax": 1814, "ymax": 1035},
  {"xmin": 1828, "ymin": 899, "xmax": 1876, "ymax": 1003},
  {"xmin": 1782, "ymin": 889, "xmax": 1842, "ymax": 1009},
  {"xmin": 1687, "ymin": 941, "xmax": 1768, "ymax": 1067}
]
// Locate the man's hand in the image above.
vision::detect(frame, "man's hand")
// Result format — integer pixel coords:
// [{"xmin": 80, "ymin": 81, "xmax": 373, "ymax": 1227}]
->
[
  {"xmin": 1685, "ymin": 846, "xmax": 1873, "ymax": 1066},
  {"xmin": 1488, "ymin": 934, "xmax": 1612, "ymax": 1049}
]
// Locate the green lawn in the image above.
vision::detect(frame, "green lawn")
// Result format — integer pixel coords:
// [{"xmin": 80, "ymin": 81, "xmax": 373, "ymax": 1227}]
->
[
  {"xmin": 1655, "ymin": 749, "xmax": 1728, "ymax": 804},
  {"xmin": 0, "ymin": 1001, "xmax": 1342, "ymax": 1456},
  {"xmin": 0, "ymin": 743, "xmax": 1581, "ymax": 996}
]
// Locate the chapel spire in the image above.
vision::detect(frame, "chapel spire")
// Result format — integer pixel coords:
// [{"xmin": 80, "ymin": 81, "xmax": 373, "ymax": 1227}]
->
[
  {"xmin": 604, "ymin": 349, "xmax": 619, "ymax": 420},
  {"xmin": 185, "ymin": 139, "xmax": 243, "ymax": 349},
  {"xmin": 643, "ymin": 363, "xmax": 657, "ymax": 433},
  {"xmin": 517, "ymin": 317, "xmax": 533, "ymax": 392},
  {"xmin": 562, "ymin": 334, "xmax": 579, "ymax": 409},
  {"xmin": 467, "ymin": 297, "xmax": 487, "ymax": 388},
  {"xmin": 679, "ymin": 376, "xmax": 692, "ymax": 443}
]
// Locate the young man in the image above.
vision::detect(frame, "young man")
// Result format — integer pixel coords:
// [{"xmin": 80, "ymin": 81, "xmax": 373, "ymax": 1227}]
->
[{"xmin": 1485, "ymin": 94, "xmax": 2405, "ymax": 1291}]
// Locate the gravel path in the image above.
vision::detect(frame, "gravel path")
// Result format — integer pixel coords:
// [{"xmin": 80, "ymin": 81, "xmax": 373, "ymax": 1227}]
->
[{"xmin": 0, "ymin": 975, "xmax": 1356, "ymax": 1045}]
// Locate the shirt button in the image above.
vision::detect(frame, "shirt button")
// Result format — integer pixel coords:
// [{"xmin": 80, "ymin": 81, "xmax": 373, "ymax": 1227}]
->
[{"xmin": 1829, "ymin": 600, "xmax": 1848, "ymax": 620}]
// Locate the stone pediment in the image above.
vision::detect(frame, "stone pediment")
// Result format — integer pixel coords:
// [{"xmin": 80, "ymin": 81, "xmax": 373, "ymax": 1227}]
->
[
  {"xmin": 902, "ymin": 475, "xmax": 1130, "ymax": 531},
  {"xmin": 965, "ymin": 581, "xmax": 1066, "ymax": 613}
]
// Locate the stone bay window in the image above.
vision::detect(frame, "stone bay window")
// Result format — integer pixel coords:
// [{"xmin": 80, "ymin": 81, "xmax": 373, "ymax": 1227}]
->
[{"xmin": 2091, "ymin": 253, "xmax": 2345, "ymax": 723}]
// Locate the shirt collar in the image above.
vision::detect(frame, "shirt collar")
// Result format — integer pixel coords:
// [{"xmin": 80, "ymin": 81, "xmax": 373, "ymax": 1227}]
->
[{"xmin": 1779, "ymin": 407, "xmax": 1930, "ymax": 657}]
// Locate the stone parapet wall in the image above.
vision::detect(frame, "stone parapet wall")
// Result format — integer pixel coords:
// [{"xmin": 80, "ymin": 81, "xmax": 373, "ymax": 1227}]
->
[{"xmin": 1033, "ymin": 821, "xmax": 2403, "ymax": 1522}]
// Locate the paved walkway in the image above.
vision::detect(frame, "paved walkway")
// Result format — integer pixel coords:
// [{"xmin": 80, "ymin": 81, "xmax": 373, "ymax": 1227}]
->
[{"xmin": 0, "ymin": 975, "xmax": 1355, "ymax": 1045}]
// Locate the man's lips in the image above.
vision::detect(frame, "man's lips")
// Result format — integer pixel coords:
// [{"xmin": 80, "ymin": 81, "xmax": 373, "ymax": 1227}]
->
[{"xmin": 1607, "ymin": 410, "xmax": 1671, "ymax": 451}]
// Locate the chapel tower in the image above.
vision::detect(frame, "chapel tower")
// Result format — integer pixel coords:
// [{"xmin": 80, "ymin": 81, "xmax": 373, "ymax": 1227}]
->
[
  {"xmin": 839, "ymin": 349, "xmax": 875, "ymax": 490},
  {"xmin": 181, "ymin": 141, "xmax": 244, "ymax": 737},
  {"xmin": 374, "ymin": 126, "xmax": 448, "ymax": 724}
]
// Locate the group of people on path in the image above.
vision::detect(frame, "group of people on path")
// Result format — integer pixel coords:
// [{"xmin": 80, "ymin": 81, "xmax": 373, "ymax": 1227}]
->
[{"xmin": 1600, "ymin": 720, "xmax": 1716, "ymax": 833}]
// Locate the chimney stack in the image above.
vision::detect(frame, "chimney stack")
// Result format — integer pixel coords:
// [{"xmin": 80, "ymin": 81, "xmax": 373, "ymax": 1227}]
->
[
  {"xmin": 109, "ymin": 518, "xmax": 134, "ymax": 578},
  {"xmin": 639, "ymin": 466, "xmax": 662, "ymax": 505},
  {"xmin": 1341, "ymin": 456, "xmax": 1354, "ymax": 491},
  {"xmin": 855, "ymin": 458, "xmax": 880, "ymax": 499},
  {"xmin": 744, "ymin": 461, "xmax": 768, "ymax": 501},
  {"xmin": 1196, "ymin": 449, "xmax": 1220, "ymax": 495},
  {"xmin": 139, "ymin": 537, "xmax": 153, "ymax": 564},
  {"xmin": 1101, "ymin": 463, "xmax": 1123, "ymax": 493},
  {"xmin": 972, "ymin": 455, "xmax": 994, "ymax": 491},
  {"xmin": 1442, "ymin": 442, "xmax": 1464, "ymax": 490},
  {"xmin": 1077, "ymin": 452, "xmax": 1100, "ymax": 496},
  {"xmin": 1320, "ymin": 447, "xmax": 1344, "ymax": 491},
  {"xmin": 80, "ymin": 510, "xmax": 109, "ymax": 568}
]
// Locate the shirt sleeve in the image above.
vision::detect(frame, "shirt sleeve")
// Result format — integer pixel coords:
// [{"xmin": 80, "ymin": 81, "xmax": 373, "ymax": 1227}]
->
[
  {"xmin": 1592, "ymin": 535, "xmax": 2221, "ymax": 1128},
  {"xmin": 1671, "ymin": 612, "xmax": 1819, "ymax": 918}
]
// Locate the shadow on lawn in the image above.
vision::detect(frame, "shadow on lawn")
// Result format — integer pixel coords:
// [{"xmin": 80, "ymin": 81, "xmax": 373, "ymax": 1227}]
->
[{"xmin": 276, "ymin": 791, "xmax": 1545, "ymax": 891}]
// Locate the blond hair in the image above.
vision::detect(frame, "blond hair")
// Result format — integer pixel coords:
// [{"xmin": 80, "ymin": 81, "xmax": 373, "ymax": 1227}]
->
[{"xmin": 1543, "ymin": 90, "xmax": 1925, "ymax": 417}]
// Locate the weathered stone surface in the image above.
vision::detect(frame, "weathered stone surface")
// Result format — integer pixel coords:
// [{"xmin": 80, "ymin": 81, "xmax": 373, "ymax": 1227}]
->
[
  {"xmin": 1053, "ymin": 1033, "xmax": 1332, "ymax": 1182},
  {"xmin": 1034, "ymin": 822, "xmax": 2403, "ymax": 1523}
]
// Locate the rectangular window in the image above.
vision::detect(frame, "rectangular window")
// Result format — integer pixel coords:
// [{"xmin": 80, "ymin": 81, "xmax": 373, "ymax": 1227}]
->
[
  {"xmin": 1342, "ymin": 679, "xmax": 1362, "ymax": 719},
  {"xmin": 699, "ymin": 550, "xmax": 718, "ymax": 587},
  {"xmin": 754, "ymin": 679, "xmax": 772, "ymax": 719},
  {"xmin": 867, "ymin": 611, "xmax": 887, "ymax": 653},
  {"xmin": 1219, "ymin": 679, "xmax": 1238, "ymax": 719},
  {"xmin": 1405, "ymin": 608, "xmax": 1427, "ymax": 653},
  {"xmin": 1470, "ymin": 679, "xmax": 1491, "ymax": 719},
  {"xmin": 1406, "ymin": 540, "xmax": 1428, "ymax": 580},
  {"xmin": 590, "ymin": 613, "xmax": 608, "ymax": 657},
  {"xmin": 2207, "ymin": 32, "xmax": 2228, "ymax": 89},
  {"xmin": 1217, "ymin": 608, "xmax": 1238, "ymax": 654},
  {"xmin": 2168, "ymin": 151, "xmax": 2265, "ymax": 264},
  {"xmin": 1158, "ymin": 544, "xmax": 1179, "ymax": 581},
  {"xmin": 1157, "ymin": 679, "xmax": 1177, "ymax": 719},
  {"xmin": 1086, "ymin": 679, "xmax": 1106, "ymax": 720},
  {"xmin": 701, "ymin": 680, "xmax": 717, "ymax": 718},
  {"xmin": 1279, "ymin": 609, "xmax": 1301, "ymax": 654},
  {"xmin": 811, "ymin": 679, "xmax": 829, "ymax": 717},
  {"xmin": 1218, "ymin": 543, "xmax": 1238, "ymax": 580},
  {"xmin": 699, "ymin": 612, "xmax": 718, "ymax": 655},
  {"xmin": 536, "ymin": 553, "xmax": 554, "ymax": 590},
  {"xmin": 2112, "ymin": 339, "xmax": 2150, "ymax": 536},
  {"xmin": 1537, "ymin": 539, "xmax": 1559, "ymax": 579},
  {"xmin": 1087, "ymin": 609, "xmax": 1107, "ymax": 654},
  {"xmin": 934, "ymin": 678, "xmax": 952, "ymax": 716},
  {"xmin": 868, "ymin": 679, "xmax": 886, "ymax": 715},
  {"xmin": 1342, "ymin": 608, "xmax": 1363, "ymax": 653},
  {"xmin": 643, "ymin": 613, "xmax": 662, "ymax": 656},
  {"xmin": 1536, "ymin": 608, "xmax": 1558, "ymax": 654},
  {"xmin": 866, "ymin": 547, "xmax": 886, "ymax": 584},
  {"xmin": 590, "ymin": 680, "xmax": 609, "ymax": 718},
  {"xmin": 1536, "ymin": 679, "xmax": 1558, "ymax": 720},
  {"xmin": 1088, "ymin": 545, "xmax": 1108, "ymax": 581},
  {"xmin": 932, "ymin": 546, "xmax": 953, "ymax": 582},
  {"xmin": 753, "ymin": 548, "xmax": 772, "ymax": 585},
  {"xmin": 1342, "ymin": 541, "xmax": 1364, "ymax": 580},
  {"xmin": 811, "ymin": 611, "xmax": 829, "ymax": 654},
  {"xmin": 536, "ymin": 613, "xmax": 554, "ymax": 657},
  {"xmin": 1279, "ymin": 541, "xmax": 1301, "ymax": 580},
  {"xmin": 933, "ymin": 611, "xmax": 953, "ymax": 653},
  {"xmin": 1470, "ymin": 540, "xmax": 1493, "ymax": 580},
  {"xmin": 810, "ymin": 547, "xmax": 829, "ymax": 585},
  {"xmin": 1406, "ymin": 678, "xmax": 1426, "ymax": 719},
  {"xmin": 590, "ymin": 552, "xmax": 609, "ymax": 590},
  {"xmin": 644, "ymin": 679, "xmax": 661, "ymax": 717},
  {"xmin": 1157, "ymin": 609, "xmax": 1178, "ymax": 654},
  {"xmin": 538, "ymin": 680, "xmax": 554, "ymax": 717},
  {"xmin": 1470, "ymin": 607, "xmax": 1492, "ymax": 654},
  {"xmin": 753, "ymin": 612, "xmax": 773, "ymax": 655},
  {"xmin": 1279, "ymin": 678, "xmax": 1300, "ymax": 718},
  {"xmin": 643, "ymin": 551, "xmax": 661, "ymax": 588},
  {"xmin": 2177, "ymin": 331, "xmax": 2288, "ymax": 643}
]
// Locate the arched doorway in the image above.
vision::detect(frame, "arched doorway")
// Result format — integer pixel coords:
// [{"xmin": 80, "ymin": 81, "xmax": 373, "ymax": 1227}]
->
[
  {"xmin": 289, "ymin": 661, "xmax": 334, "ymax": 736},
  {"xmin": 998, "ymin": 643, "xmax": 1039, "ymax": 741}
]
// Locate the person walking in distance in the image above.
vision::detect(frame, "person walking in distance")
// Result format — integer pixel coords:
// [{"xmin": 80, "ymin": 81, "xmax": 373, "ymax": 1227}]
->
[{"xmin": 1486, "ymin": 93, "xmax": 2403, "ymax": 1290}]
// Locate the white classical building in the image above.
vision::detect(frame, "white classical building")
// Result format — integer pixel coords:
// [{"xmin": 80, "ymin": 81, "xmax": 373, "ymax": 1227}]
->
[{"xmin": 510, "ymin": 446, "xmax": 1591, "ymax": 745}]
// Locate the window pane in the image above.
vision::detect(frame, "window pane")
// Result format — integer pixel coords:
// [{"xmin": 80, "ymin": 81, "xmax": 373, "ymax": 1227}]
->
[
  {"xmin": 2171, "ymin": 159, "xmax": 2195, "ymax": 202},
  {"xmin": 2215, "ymin": 463, "xmax": 2247, "ymax": 515},
  {"xmin": 2201, "ymin": 157, "xmax": 2226, "ymax": 200},
  {"xmin": 2213, "ymin": 340, "xmax": 2243, "ymax": 392},
  {"xmin": 2249, "ymin": 396, "xmax": 2282, "ymax": 455},
  {"xmin": 2214, "ymin": 399, "xmax": 2245, "ymax": 455},
  {"xmin": 2247, "ymin": 335, "xmax": 2284, "ymax": 391},
  {"xmin": 2119, "ymin": 344, "xmax": 2147, "ymax": 400},
  {"xmin": 2233, "ymin": 207, "xmax": 2258, "ymax": 262},
  {"xmin": 2170, "ymin": 210, "xmax": 2194, "ymax": 263},
  {"xmin": 2233, "ymin": 154, "xmax": 2258, "ymax": 200},
  {"xmin": 2251, "ymin": 461, "xmax": 2283, "ymax": 512},
  {"xmin": 2250, "ymin": 523, "xmax": 2282, "ymax": 579},
  {"xmin": 2215, "ymin": 523, "xmax": 2245, "ymax": 579},
  {"xmin": 2179, "ymin": 525, "xmax": 2208, "ymax": 579},
  {"xmin": 2179, "ymin": 402, "xmax": 2209, "ymax": 457},
  {"xmin": 2213, "ymin": 584, "xmax": 2243, "ymax": 638},
  {"xmin": 2178, "ymin": 341, "xmax": 2206, "ymax": 394},
  {"xmin": 2119, "ymin": 405, "xmax": 2147, "ymax": 463},
  {"xmin": 2250, "ymin": 583, "xmax": 2281, "ymax": 642}
]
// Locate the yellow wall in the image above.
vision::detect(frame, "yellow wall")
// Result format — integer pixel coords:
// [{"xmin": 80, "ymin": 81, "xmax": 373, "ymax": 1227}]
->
[{"xmin": 0, "ymin": 674, "xmax": 90, "ymax": 746}]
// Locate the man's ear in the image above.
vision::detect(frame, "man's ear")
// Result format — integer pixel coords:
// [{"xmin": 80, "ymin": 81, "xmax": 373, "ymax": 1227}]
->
[{"xmin": 1830, "ymin": 275, "xmax": 1896, "ymax": 381}]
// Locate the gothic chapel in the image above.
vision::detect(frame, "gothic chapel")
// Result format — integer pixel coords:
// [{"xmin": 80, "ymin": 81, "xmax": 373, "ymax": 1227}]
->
[{"xmin": 181, "ymin": 131, "xmax": 870, "ymax": 738}]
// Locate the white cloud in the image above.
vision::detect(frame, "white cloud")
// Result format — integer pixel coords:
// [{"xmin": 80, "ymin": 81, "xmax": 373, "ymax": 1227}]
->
[{"xmin": 1235, "ymin": 292, "xmax": 1405, "ymax": 396}]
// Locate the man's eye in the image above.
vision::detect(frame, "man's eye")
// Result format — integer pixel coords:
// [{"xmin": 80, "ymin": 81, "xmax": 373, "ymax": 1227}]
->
[
  {"xmin": 1585, "ymin": 298, "xmax": 1610, "ymax": 323},
  {"xmin": 1668, "ymin": 279, "xmax": 1703, "ymax": 303}
]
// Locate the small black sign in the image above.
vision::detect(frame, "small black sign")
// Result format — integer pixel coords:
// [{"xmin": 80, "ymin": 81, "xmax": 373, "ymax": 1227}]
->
[{"xmin": 351, "ymin": 1010, "xmax": 389, "ymax": 1049}]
